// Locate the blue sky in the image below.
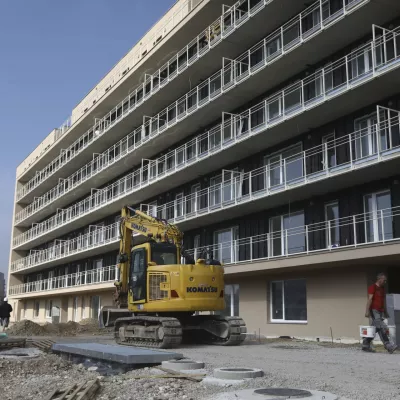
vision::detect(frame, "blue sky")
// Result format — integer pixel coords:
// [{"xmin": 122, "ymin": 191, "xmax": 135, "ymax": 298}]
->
[{"xmin": 0, "ymin": 0, "xmax": 175, "ymax": 279}]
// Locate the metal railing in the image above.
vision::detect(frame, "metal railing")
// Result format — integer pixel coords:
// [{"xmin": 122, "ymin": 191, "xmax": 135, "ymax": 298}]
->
[
  {"xmin": 183, "ymin": 205, "xmax": 399, "ymax": 265},
  {"xmin": 12, "ymin": 25, "xmax": 400, "ymax": 248},
  {"xmin": 9, "ymin": 265, "xmax": 118, "ymax": 296},
  {"xmin": 11, "ymin": 223, "xmax": 119, "ymax": 272},
  {"xmin": 15, "ymin": 0, "xmax": 275, "ymax": 203},
  {"xmin": 141, "ymin": 109, "xmax": 400, "ymax": 223}
]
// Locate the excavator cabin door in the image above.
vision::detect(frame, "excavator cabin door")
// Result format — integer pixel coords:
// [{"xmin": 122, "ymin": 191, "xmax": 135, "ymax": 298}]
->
[{"xmin": 129, "ymin": 248, "xmax": 147, "ymax": 302}]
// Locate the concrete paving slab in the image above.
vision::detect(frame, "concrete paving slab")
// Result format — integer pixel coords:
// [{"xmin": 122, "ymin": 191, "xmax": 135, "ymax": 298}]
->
[{"xmin": 52, "ymin": 342, "xmax": 183, "ymax": 365}]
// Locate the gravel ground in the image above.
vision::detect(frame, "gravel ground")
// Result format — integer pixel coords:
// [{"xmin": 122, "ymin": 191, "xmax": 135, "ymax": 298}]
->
[{"xmin": 0, "ymin": 337, "xmax": 399, "ymax": 400}]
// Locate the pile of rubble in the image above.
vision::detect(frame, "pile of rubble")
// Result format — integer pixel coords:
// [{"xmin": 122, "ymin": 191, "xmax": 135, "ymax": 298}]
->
[{"xmin": 6, "ymin": 318, "xmax": 106, "ymax": 337}]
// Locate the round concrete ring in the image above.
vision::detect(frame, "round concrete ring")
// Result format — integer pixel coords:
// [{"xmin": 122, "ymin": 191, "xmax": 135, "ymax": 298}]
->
[
  {"xmin": 161, "ymin": 360, "xmax": 205, "ymax": 371},
  {"xmin": 213, "ymin": 367, "xmax": 264, "ymax": 379}
]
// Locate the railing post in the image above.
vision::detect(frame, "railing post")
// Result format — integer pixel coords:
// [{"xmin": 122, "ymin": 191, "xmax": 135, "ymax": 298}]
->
[
  {"xmin": 250, "ymin": 236, "xmax": 253, "ymax": 261},
  {"xmin": 285, "ymin": 229, "xmax": 288, "ymax": 256},
  {"xmin": 349, "ymin": 133, "xmax": 353, "ymax": 166},
  {"xmin": 380, "ymin": 209, "xmax": 385, "ymax": 243},
  {"xmin": 345, "ymin": 55, "xmax": 349, "ymax": 89},
  {"xmin": 328, "ymin": 220, "xmax": 332, "ymax": 249},
  {"xmin": 249, "ymin": 171, "xmax": 252, "ymax": 198},
  {"xmin": 353, "ymin": 215, "xmax": 357, "ymax": 246},
  {"xmin": 306, "ymin": 225, "xmax": 309, "ymax": 253}
]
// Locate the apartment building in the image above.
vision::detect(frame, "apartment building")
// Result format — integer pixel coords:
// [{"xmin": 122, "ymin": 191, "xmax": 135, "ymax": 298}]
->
[{"xmin": 8, "ymin": 0, "xmax": 400, "ymax": 340}]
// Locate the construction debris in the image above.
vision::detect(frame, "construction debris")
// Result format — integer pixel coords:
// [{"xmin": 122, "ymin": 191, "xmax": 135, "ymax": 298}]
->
[
  {"xmin": 45, "ymin": 379, "xmax": 100, "ymax": 400},
  {"xmin": 26, "ymin": 338, "xmax": 56, "ymax": 352},
  {"xmin": 6, "ymin": 319, "xmax": 108, "ymax": 337},
  {"xmin": 156, "ymin": 366, "xmax": 204, "ymax": 382}
]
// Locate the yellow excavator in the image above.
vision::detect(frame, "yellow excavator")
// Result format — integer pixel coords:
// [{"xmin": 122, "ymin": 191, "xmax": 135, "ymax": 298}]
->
[{"xmin": 100, "ymin": 206, "xmax": 246, "ymax": 348}]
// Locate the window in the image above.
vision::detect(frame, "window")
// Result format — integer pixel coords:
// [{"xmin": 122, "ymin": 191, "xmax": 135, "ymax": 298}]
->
[
  {"xmin": 216, "ymin": 284, "xmax": 239, "ymax": 317},
  {"xmin": 34, "ymin": 300, "xmax": 40, "ymax": 318},
  {"xmin": 210, "ymin": 175, "xmax": 222, "ymax": 207},
  {"xmin": 175, "ymin": 193, "xmax": 184, "ymax": 218},
  {"xmin": 350, "ymin": 46, "xmax": 372, "ymax": 80},
  {"xmin": 322, "ymin": 133, "xmax": 336, "ymax": 169},
  {"xmin": 354, "ymin": 114, "xmax": 378, "ymax": 159},
  {"xmin": 194, "ymin": 234, "xmax": 201, "ymax": 261},
  {"xmin": 45, "ymin": 300, "xmax": 53, "ymax": 318},
  {"xmin": 148, "ymin": 201, "xmax": 157, "ymax": 218},
  {"xmin": 325, "ymin": 201, "xmax": 340, "ymax": 248},
  {"xmin": 265, "ymin": 143, "xmax": 303, "ymax": 188},
  {"xmin": 189, "ymin": 185, "xmax": 200, "ymax": 213},
  {"xmin": 270, "ymin": 279, "xmax": 307, "ymax": 322},
  {"xmin": 73, "ymin": 297, "xmax": 78, "ymax": 322},
  {"xmin": 22, "ymin": 301, "xmax": 27, "ymax": 319},
  {"xmin": 364, "ymin": 190, "xmax": 392, "ymax": 242},
  {"xmin": 94, "ymin": 259, "xmax": 103, "ymax": 283},
  {"xmin": 269, "ymin": 211, "xmax": 305, "ymax": 256},
  {"xmin": 81, "ymin": 297, "xmax": 86, "ymax": 319},
  {"xmin": 214, "ymin": 227, "xmax": 239, "ymax": 264},
  {"xmin": 222, "ymin": 169, "xmax": 243, "ymax": 202},
  {"xmin": 91, "ymin": 296, "xmax": 101, "ymax": 318}
]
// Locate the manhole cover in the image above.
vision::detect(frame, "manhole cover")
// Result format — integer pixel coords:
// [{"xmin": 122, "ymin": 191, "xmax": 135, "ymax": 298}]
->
[{"xmin": 254, "ymin": 388, "xmax": 313, "ymax": 398}]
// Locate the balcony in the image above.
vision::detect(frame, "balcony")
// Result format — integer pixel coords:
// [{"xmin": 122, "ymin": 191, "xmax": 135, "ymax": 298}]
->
[
  {"xmin": 11, "ymin": 108, "xmax": 400, "ymax": 271},
  {"xmin": 139, "ymin": 106, "xmax": 400, "ymax": 231},
  {"xmin": 16, "ymin": 0, "xmax": 306, "ymax": 204},
  {"xmin": 183, "ymin": 205, "xmax": 400, "ymax": 275},
  {"xmin": 15, "ymin": 0, "xmax": 390, "ymax": 208},
  {"xmin": 11, "ymin": 223, "xmax": 120, "ymax": 274},
  {"xmin": 12, "ymin": 26, "xmax": 400, "ymax": 250},
  {"xmin": 9, "ymin": 265, "xmax": 117, "ymax": 298}
]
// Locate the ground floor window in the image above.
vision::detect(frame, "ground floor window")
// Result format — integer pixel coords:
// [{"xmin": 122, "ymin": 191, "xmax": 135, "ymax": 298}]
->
[
  {"xmin": 81, "ymin": 297, "xmax": 86, "ymax": 319},
  {"xmin": 270, "ymin": 279, "xmax": 307, "ymax": 322},
  {"xmin": 91, "ymin": 296, "xmax": 101, "ymax": 318},
  {"xmin": 45, "ymin": 300, "xmax": 53, "ymax": 318},
  {"xmin": 215, "ymin": 284, "xmax": 240, "ymax": 317},
  {"xmin": 34, "ymin": 300, "xmax": 40, "ymax": 318},
  {"xmin": 73, "ymin": 297, "xmax": 78, "ymax": 321}
]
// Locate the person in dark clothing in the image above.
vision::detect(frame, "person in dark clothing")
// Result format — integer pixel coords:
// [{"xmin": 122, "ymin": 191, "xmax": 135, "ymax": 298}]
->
[
  {"xmin": 0, "ymin": 297, "xmax": 13, "ymax": 331},
  {"xmin": 363, "ymin": 274, "xmax": 397, "ymax": 354}
]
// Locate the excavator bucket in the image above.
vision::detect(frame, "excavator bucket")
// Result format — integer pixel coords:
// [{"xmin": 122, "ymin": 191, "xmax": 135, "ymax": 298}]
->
[{"xmin": 99, "ymin": 306, "xmax": 131, "ymax": 327}]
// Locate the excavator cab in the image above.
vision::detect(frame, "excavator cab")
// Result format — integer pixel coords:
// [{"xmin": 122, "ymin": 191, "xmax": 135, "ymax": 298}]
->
[{"xmin": 129, "ymin": 242, "xmax": 178, "ymax": 302}]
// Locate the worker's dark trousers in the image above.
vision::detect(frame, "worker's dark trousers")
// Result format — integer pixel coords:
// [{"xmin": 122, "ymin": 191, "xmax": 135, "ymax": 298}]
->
[{"xmin": 362, "ymin": 309, "xmax": 390, "ymax": 349}]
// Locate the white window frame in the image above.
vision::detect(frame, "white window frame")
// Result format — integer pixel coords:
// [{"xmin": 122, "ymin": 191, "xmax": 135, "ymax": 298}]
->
[
  {"xmin": 350, "ymin": 46, "xmax": 372, "ymax": 80},
  {"xmin": 363, "ymin": 190, "xmax": 392, "ymax": 242},
  {"xmin": 148, "ymin": 201, "xmax": 157, "ymax": 218},
  {"xmin": 354, "ymin": 113, "xmax": 378, "ymax": 159},
  {"xmin": 73, "ymin": 297, "xmax": 78, "ymax": 322},
  {"xmin": 264, "ymin": 142, "xmax": 303, "ymax": 188},
  {"xmin": 45, "ymin": 300, "xmax": 53, "ymax": 319},
  {"xmin": 322, "ymin": 131, "xmax": 336, "ymax": 169},
  {"xmin": 213, "ymin": 226, "xmax": 239, "ymax": 264},
  {"xmin": 210, "ymin": 175, "xmax": 222, "ymax": 207},
  {"xmin": 94, "ymin": 259, "xmax": 103, "ymax": 282},
  {"xmin": 270, "ymin": 279, "xmax": 307, "ymax": 324},
  {"xmin": 190, "ymin": 184, "xmax": 201, "ymax": 213},
  {"xmin": 175, "ymin": 192, "xmax": 184, "ymax": 218},
  {"xmin": 324, "ymin": 201, "xmax": 339, "ymax": 248},
  {"xmin": 269, "ymin": 210, "xmax": 305, "ymax": 256}
]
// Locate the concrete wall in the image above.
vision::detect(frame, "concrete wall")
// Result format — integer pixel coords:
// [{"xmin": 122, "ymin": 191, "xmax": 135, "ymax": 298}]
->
[{"xmin": 227, "ymin": 266, "xmax": 369, "ymax": 340}]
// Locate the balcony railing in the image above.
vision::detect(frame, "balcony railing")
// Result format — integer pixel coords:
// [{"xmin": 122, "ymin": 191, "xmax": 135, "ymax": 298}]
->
[
  {"xmin": 12, "ymin": 26, "xmax": 400, "ymax": 248},
  {"xmin": 11, "ymin": 223, "xmax": 119, "ymax": 273},
  {"xmin": 140, "ymin": 107, "xmax": 400, "ymax": 222},
  {"xmin": 16, "ymin": 0, "xmax": 275, "ymax": 203},
  {"xmin": 9, "ymin": 265, "xmax": 118, "ymax": 296},
  {"xmin": 183, "ymin": 206, "xmax": 400, "ymax": 265}
]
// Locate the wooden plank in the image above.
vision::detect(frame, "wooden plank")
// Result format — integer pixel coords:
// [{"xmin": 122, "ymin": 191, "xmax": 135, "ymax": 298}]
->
[
  {"xmin": 76, "ymin": 379, "xmax": 100, "ymax": 400},
  {"xmin": 64, "ymin": 382, "xmax": 86, "ymax": 400}
]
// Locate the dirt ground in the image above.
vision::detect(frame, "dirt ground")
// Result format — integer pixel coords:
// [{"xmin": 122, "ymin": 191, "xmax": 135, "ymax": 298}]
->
[{"xmin": 0, "ymin": 335, "xmax": 399, "ymax": 400}]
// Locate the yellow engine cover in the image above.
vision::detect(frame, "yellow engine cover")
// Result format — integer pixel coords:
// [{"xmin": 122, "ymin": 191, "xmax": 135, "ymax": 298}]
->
[{"xmin": 129, "ymin": 262, "xmax": 225, "ymax": 313}]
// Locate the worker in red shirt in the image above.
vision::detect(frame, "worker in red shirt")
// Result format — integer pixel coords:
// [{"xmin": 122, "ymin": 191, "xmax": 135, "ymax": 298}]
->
[{"xmin": 362, "ymin": 273, "xmax": 397, "ymax": 353}]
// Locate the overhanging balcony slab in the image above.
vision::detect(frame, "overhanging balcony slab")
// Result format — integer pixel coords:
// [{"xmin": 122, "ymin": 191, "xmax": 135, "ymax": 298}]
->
[
  {"xmin": 11, "ymin": 241, "xmax": 119, "ymax": 275},
  {"xmin": 9, "ymin": 282, "xmax": 114, "ymax": 300},
  {"xmin": 223, "ymin": 241, "xmax": 400, "ymax": 277},
  {"xmin": 17, "ymin": 0, "xmax": 307, "ymax": 205},
  {"xmin": 19, "ymin": 0, "xmax": 233, "ymax": 183},
  {"xmin": 14, "ymin": 62, "xmax": 400, "ymax": 249}
]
